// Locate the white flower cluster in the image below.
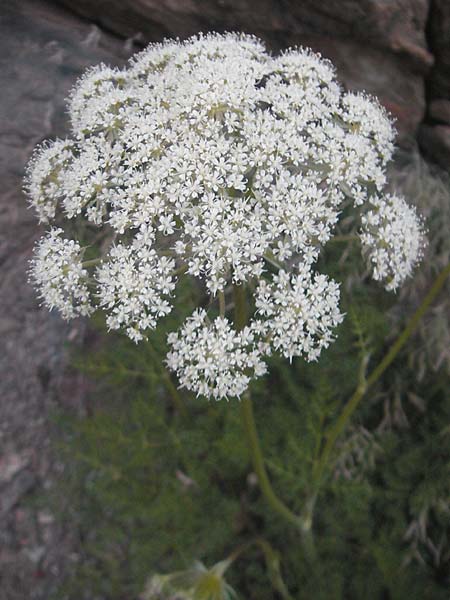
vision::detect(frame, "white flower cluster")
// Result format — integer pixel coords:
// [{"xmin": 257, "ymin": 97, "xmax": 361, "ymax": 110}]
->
[
  {"xmin": 25, "ymin": 33, "xmax": 425, "ymax": 399},
  {"xmin": 30, "ymin": 228, "xmax": 92, "ymax": 319},
  {"xmin": 254, "ymin": 267, "xmax": 344, "ymax": 361},
  {"xmin": 96, "ymin": 228, "xmax": 176, "ymax": 342},
  {"xmin": 360, "ymin": 194, "xmax": 425, "ymax": 291},
  {"xmin": 25, "ymin": 140, "xmax": 75, "ymax": 222},
  {"xmin": 166, "ymin": 309, "xmax": 267, "ymax": 400}
]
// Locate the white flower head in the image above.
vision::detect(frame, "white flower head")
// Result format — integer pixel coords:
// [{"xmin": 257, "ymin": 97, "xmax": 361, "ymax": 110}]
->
[
  {"xmin": 96, "ymin": 227, "xmax": 176, "ymax": 343},
  {"xmin": 25, "ymin": 33, "xmax": 425, "ymax": 399},
  {"xmin": 360, "ymin": 194, "xmax": 426, "ymax": 291},
  {"xmin": 67, "ymin": 64, "xmax": 131, "ymax": 135},
  {"xmin": 166, "ymin": 309, "xmax": 267, "ymax": 400},
  {"xmin": 254, "ymin": 266, "xmax": 344, "ymax": 362},
  {"xmin": 29, "ymin": 228, "xmax": 92, "ymax": 319},
  {"xmin": 24, "ymin": 140, "xmax": 75, "ymax": 223}
]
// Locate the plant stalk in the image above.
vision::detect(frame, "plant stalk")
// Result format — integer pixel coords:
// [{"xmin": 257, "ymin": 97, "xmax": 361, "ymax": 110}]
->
[
  {"xmin": 314, "ymin": 262, "xmax": 450, "ymax": 484},
  {"xmin": 240, "ymin": 390, "xmax": 302, "ymax": 529},
  {"xmin": 218, "ymin": 290, "xmax": 226, "ymax": 317},
  {"xmin": 233, "ymin": 284, "xmax": 314, "ymax": 556}
]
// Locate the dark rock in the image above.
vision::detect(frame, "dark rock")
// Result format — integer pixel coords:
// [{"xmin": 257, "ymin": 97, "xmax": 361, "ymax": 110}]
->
[
  {"xmin": 428, "ymin": 0, "xmax": 450, "ymax": 99},
  {"xmin": 55, "ymin": 0, "xmax": 432, "ymax": 65},
  {"xmin": 418, "ymin": 124, "xmax": 450, "ymax": 170},
  {"xmin": 429, "ymin": 99, "xmax": 450, "ymax": 125}
]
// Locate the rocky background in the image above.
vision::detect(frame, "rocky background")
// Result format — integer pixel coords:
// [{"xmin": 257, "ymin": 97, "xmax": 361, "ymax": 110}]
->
[{"xmin": 0, "ymin": 0, "xmax": 449, "ymax": 597}]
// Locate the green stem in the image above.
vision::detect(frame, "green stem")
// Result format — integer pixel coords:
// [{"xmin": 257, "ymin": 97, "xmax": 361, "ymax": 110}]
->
[
  {"xmin": 240, "ymin": 391, "xmax": 302, "ymax": 529},
  {"xmin": 329, "ymin": 234, "xmax": 358, "ymax": 243},
  {"xmin": 233, "ymin": 285, "xmax": 314, "ymax": 553},
  {"xmin": 173, "ymin": 264, "xmax": 189, "ymax": 277},
  {"xmin": 263, "ymin": 252, "xmax": 284, "ymax": 271},
  {"xmin": 233, "ymin": 283, "xmax": 248, "ymax": 331},
  {"xmin": 314, "ymin": 262, "xmax": 450, "ymax": 484},
  {"xmin": 82, "ymin": 258, "xmax": 102, "ymax": 268},
  {"xmin": 218, "ymin": 290, "xmax": 226, "ymax": 317}
]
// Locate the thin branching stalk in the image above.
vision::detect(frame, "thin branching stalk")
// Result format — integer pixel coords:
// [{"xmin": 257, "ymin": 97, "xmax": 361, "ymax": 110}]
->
[
  {"xmin": 240, "ymin": 390, "xmax": 302, "ymax": 530},
  {"xmin": 82, "ymin": 258, "xmax": 102, "ymax": 268},
  {"xmin": 329, "ymin": 234, "xmax": 359, "ymax": 243},
  {"xmin": 263, "ymin": 252, "xmax": 284, "ymax": 270},
  {"xmin": 314, "ymin": 262, "xmax": 450, "ymax": 486},
  {"xmin": 173, "ymin": 263, "xmax": 189, "ymax": 277},
  {"xmin": 233, "ymin": 263, "xmax": 450, "ymax": 554}
]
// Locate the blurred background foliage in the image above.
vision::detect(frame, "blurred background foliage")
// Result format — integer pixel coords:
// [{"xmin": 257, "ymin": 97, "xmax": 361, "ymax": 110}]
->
[{"xmin": 48, "ymin": 154, "xmax": 450, "ymax": 600}]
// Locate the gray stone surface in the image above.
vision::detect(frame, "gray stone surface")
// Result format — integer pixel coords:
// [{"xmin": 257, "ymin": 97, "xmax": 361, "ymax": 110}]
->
[
  {"xmin": 428, "ymin": 0, "xmax": 450, "ymax": 99},
  {"xmin": 0, "ymin": 1, "xmax": 132, "ymax": 597},
  {"xmin": 429, "ymin": 99, "xmax": 450, "ymax": 125},
  {"xmin": 421, "ymin": 0, "xmax": 450, "ymax": 165},
  {"xmin": 418, "ymin": 124, "xmax": 450, "ymax": 170},
  {"xmin": 56, "ymin": 0, "xmax": 432, "ymax": 64}
]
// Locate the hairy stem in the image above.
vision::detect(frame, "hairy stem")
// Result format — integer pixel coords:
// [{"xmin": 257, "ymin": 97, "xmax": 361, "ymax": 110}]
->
[{"xmin": 314, "ymin": 262, "xmax": 450, "ymax": 485}]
